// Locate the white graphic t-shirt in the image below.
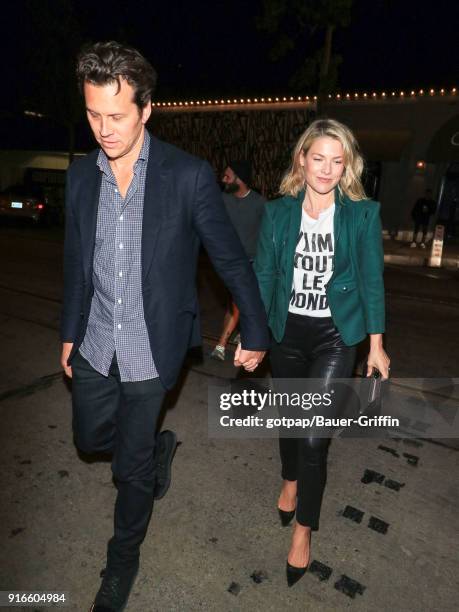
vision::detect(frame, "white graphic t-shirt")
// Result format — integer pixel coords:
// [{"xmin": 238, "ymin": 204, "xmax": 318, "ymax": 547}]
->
[{"xmin": 289, "ymin": 204, "xmax": 335, "ymax": 317}]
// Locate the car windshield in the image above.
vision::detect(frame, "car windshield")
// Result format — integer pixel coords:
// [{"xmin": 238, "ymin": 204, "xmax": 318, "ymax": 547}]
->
[{"xmin": 3, "ymin": 185, "xmax": 45, "ymax": 199}]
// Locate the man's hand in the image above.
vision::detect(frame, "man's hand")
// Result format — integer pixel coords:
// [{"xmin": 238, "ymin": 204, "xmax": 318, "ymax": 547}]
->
[
  {"xmin": 234, "ymin": 343, "xmax": 266, "ymax": 372},
  {"xmin": 61, "ymin": 342, "xmax": 74, "ymax": 378}
]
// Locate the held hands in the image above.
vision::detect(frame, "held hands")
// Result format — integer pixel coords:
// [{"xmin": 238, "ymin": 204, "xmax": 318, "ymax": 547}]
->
[
  {"xmin": 234, "ymin": 343, "xmax": 266, "ymax": 372},
  {"xmin": 61, "ymin": 342, "xmax": 74, "ymax": 378},
  {"xmin": 367, "ymin": 334, "xmax": 390, "ymax": 380}
]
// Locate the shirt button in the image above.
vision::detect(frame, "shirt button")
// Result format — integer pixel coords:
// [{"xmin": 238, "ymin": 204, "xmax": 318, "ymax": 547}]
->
[
  {"xmin": 115, "ymin": 188, "xmax": 118, "ymax": 193},
  {"xmin": 343, "ymin": 286, "xmax": 347, "ymax": 291},
  {"xmin": 117, "ymin": 323, "xmax": 122, "ymax": 330},
  {"xmin": 118, "ymin": 298, "xmax": 122, "ymax": 304},
  {"xmin": 119, "ymin": 215, "xmax": 123, "ymax": 221},
  {"xmin": 119, "ymin": 271, "xmax": 123, "ymax": 277},
  {"xmin": 119, "ymin": 243, "xmax": 123, "ymax": 249}
]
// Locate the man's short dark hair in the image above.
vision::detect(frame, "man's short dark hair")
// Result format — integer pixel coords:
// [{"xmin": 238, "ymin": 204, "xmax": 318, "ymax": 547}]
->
[{"xmin": 76, "ymin": 41, "xmax": 157, "ymax": 110}]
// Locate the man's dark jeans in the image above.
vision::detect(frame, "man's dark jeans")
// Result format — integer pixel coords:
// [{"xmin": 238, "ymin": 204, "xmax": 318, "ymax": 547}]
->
[{"xmin": 71, "ymin": 351, "xmax": 166, "ymax": 571}]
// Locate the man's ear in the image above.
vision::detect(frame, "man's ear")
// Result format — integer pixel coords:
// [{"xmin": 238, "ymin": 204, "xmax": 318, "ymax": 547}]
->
[{"xmin": 142, "ymin": 102, "xmax": 152, "ymax": 124}]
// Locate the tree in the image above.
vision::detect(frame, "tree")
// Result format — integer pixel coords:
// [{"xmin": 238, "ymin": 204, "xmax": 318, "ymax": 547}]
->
[
  {"xmin": 257, "ymin": 0, "xmax": 353, "ymax": 114},
  {"xmin": 25, "ymin": 0, "xmax": 84, "ymax": 162}
]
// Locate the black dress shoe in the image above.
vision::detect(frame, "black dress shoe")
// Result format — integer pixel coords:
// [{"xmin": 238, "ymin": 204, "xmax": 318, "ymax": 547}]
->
[
  {"xmin": 278, "ymin": 508, "xmax": 295, "ymax": 526},
  {"xmin": 91, "ymin": 566, "xmax": 138, "ymax": 611},
  {"xmin": 153, "ymin": 430, "xmax": 177, "ymax": 500},
  {"xmin": 286, "ymin": 561, "xmax": 308, "ymax": 587}
]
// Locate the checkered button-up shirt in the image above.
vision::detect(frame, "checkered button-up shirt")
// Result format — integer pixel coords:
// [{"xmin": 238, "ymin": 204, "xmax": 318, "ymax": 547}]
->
[{"xmin": 79, "ymin": 131, "xmax": 158, "ymax": 381}]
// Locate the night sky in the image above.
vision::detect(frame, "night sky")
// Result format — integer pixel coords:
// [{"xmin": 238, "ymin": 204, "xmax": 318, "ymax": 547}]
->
[{"xmin": 1, "ymin": 0, "xmax": 458, "ymax": 111}]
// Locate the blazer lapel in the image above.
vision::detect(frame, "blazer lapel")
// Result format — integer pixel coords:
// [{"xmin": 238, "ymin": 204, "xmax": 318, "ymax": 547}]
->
[
  {"xmin": 81, "ymin": 163, "xmax": 102, "ymax": 283},
  {"xmin": 333, "ymin": 186, "xmax": 344, "ymax": 247},
  {"xmin": 283, "ymin": 192, "xmax": 303, "ymax": 293},
  {"xmin": 141, "ymin": 135, "xmax": 171, "ymax": 285},
  {"xmin": 286, "ymin": 193, "xmax": 302, "ymax": 263}
]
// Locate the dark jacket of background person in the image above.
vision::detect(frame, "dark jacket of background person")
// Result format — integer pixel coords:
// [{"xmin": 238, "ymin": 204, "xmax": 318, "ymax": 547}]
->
[
  {"xmin": 223, "ymin": 190, "xmax": 266, "ymax": 260},
  {"xmin": 254, "ymin": 188, "xmax": 385, "ymax": 346},
  {"xmin": 411, "ymin": 196, "xmax": 436, "ymax": 223},
  {"xmin": 61, "ymin": 135, "xmax": 270, "ymax": 389}
]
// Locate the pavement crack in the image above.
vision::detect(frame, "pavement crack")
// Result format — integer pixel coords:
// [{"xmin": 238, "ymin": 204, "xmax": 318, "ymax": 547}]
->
[{"xmin": 0, "ymin": 371, "xmax": 63, "ymax": 404}]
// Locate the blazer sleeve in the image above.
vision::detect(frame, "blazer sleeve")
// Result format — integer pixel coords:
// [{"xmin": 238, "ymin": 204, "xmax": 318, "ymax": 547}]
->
[
  {"xmin": 253, "ymin": 204, "xmax": 277, "ymax": 316},
  {"xmin": 191, "ymin": 161, "xmax": 270, "ymax": 350},
  {"xmin": 356, "ymin": 201, "xmax": 385, "ymax": 334},
  {"xmin": 60, "ymin": 167, "xmax": 85, "ymax": 342}
]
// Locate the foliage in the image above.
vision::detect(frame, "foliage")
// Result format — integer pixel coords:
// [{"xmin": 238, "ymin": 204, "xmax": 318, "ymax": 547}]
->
[{"xmin": 256, "ymin": 0, "xmax": 353, "ymax": 94}]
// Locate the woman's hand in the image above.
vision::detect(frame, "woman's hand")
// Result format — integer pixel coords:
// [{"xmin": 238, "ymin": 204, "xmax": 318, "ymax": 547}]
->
[
  {"xmin": 367, "ymin": 334, "xmax": 390, "ymax": 379},
  {"xmin": 234, "ymin": 343, "xmax": 266, "ymax": 372}
]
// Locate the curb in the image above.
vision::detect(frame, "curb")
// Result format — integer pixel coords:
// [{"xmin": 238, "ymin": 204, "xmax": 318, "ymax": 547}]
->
[{"xmin": 384, "ymin": 253, "xmax": 459, "ymax": 269}]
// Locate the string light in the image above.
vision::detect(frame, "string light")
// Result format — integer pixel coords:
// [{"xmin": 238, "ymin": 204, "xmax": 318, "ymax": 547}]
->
[{"xmin": 151, "ymin": 87, "xmax": 456, "ymax": 108}]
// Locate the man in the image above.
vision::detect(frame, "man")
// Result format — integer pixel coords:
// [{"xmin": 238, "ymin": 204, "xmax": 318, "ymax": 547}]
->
[
  {"xmin": 211, "ymin": 161, "xmax": 266, "ymax": 361},
  {"xmin": 410, "ymin": 188, "xmax": 436, "ymax": 248},
  {"xmin": 60, "ymin": 41, "xmax": 268, "ymax": 612}
]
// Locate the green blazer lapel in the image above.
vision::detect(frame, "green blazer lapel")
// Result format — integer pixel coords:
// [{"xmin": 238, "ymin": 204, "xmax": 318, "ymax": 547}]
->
[
  {"xmin": 284, "ymin": 192, "xmax": 303, "ymax": 291},
  {"xmin": 333, "ymin": 187, "xmax": 345, "ymax": 247}
]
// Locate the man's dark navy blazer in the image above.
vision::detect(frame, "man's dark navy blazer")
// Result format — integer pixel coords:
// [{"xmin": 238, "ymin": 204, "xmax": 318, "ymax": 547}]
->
[{"xmin": 61, "ymin": 133, "xmax": 270, "ymax": 389}]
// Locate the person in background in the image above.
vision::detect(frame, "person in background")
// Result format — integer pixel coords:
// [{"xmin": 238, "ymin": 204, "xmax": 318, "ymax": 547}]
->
[
  {"xmin": 254, "ymin": 118, "xmax": 390, "ymax": 587},
  {"xmin": 410, "ymin": 188, "xmax": 436, "ymax": 248},
  {"xmin": 211, "ymin": 161, "xmax": 266, "ymax": 360}
]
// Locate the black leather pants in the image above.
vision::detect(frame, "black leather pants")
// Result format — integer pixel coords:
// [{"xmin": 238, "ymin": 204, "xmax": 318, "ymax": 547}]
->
[{"xmin": 270, "ymin": 312, "xmax": 357, "ymax": 530}]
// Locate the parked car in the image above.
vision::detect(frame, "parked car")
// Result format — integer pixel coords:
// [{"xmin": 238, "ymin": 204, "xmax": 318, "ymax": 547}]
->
[{"xmin": 0, "ymin": 184, "xmax": 48, "ymax": 224}]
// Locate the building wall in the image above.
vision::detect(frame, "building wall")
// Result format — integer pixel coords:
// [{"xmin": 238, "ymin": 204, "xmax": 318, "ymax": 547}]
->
[
  {"xmin": 324, "ymin": 95, "xmax": 459, "ymax": 231},
  {"xmin": 0, "ymin": 150, "xmax": 72, "ymax": 190}
]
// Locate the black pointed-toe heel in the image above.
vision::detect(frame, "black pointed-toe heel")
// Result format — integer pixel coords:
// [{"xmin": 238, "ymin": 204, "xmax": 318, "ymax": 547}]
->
[
  {"xmin": 278, "ymin": 508, "xmax": 295, "ymax": 526},
  {"xmin": 286, "ymin": 561, "xmax": 308, "ymax": 587}
]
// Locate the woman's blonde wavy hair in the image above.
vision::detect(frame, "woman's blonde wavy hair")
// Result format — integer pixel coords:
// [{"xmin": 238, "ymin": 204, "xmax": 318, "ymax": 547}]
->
[{"xmin": 279, "ymin": 118, "xmax": 367, "ymax": 201}]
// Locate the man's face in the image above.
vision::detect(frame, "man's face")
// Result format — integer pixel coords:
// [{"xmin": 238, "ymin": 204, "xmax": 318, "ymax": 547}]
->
[
  {"xmin": 221, "ymin": 166, "xmax": 239, "ymax": 193},
  {"xmin": 84, "ymin": 78, "xmax": 151, "ymax": 160}
]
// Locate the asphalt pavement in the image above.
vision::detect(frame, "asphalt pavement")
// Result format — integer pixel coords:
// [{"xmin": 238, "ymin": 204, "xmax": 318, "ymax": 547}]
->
[{"xmin": 0, "ymin": 225, "xmax": 458, "ymax": 611}]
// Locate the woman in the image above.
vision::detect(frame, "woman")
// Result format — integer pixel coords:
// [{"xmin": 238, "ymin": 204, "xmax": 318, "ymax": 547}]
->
[{"xmin": 254, "ymin": 118, "xmax": 390, "ymax": 587}]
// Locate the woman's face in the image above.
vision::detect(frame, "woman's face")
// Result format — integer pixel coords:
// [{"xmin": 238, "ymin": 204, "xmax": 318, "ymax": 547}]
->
[{"xmin": 300, "ymin": 136, "xmax": 345, "ymax": 196}]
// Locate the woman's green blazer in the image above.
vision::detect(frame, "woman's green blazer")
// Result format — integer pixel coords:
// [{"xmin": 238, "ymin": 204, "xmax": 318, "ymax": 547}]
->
[{"xmin": 254, "ymin": 188, "xmax": 385, "ymax": 346}]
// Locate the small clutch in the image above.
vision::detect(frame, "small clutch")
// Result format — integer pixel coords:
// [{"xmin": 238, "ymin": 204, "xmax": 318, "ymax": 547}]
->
[{"xmin": 360, "ymin": 365, "xmax": 382, "ymax": 417}]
